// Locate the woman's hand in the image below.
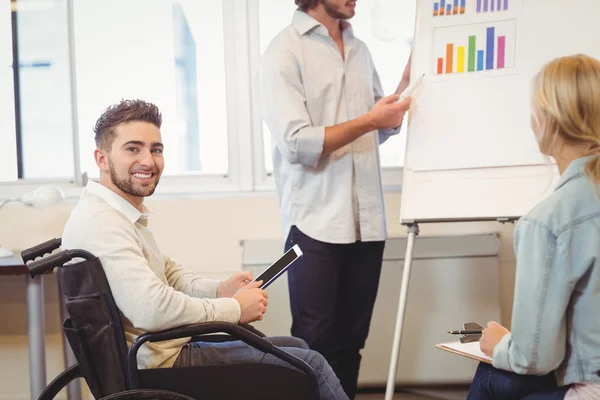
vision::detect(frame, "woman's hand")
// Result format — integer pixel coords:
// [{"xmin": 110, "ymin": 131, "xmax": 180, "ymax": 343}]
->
[{"xmin": 480, "ymin": 321, "xmax": 510, "ymax": 357}]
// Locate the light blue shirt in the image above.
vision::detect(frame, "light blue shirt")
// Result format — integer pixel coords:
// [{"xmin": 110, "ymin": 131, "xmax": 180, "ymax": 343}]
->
[
  {"xmin": 493, "ymin": 156, "xmax": 600, "ymax": 386},
  {"xmin": 258, "ymin": 10, "xmax": 400, "ymax": 243}
]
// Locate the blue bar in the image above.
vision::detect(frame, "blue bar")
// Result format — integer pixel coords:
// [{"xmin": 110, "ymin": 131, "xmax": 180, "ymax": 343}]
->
[
  {"xmin": 441, "ymin": 0, "xmax": 446, "ymax": 8},
  {"xmin": 486, "ymin": 27, "xmax": 495, "ymax": 69},
  {"xmin": 434, "ymin": 3, "xmax": 439, "ymax": 11},
  {"xmin": 454, "ymin": 0, "xmax": 458, "ymax": 7},
  {"xmin": 447, "ymin": 4, "xmax": 452, "ymax": 13},
  {"xmin": 477, "ymin": 50, "xmax": 484, "ymax": 70},
  {"xmin": 461, "ymin": 0, "xmax": 466, "ymax": 9}
]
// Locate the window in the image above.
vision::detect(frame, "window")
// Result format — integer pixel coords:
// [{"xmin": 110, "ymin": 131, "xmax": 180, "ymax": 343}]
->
[
  {"xmin": 73, "ymin": 0, "xmax": 229, "ymax": 178},
  {"xmin": 1, "ymin": 0, "xmax": 72, "ymax": 181},
  {"xmin": 18, "ymin": 0, "xmax": 73, "ymax": 179},
  {"xmin": 257, "ymin": 0, "xmax": 416, "ymax": 172},
  {"xmin": 1, "ymin": 1, "xmax": 411, "ymax": 195},
  {"xmin": 0, "ymin": 1, "xmax": 16, "ymax": 182}
]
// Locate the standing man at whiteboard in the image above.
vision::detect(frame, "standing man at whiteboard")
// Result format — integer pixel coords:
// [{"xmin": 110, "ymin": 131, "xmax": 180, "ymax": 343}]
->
[{"xmin": 258, "ymin": 0, "xmax": 412, "ymax": 397}]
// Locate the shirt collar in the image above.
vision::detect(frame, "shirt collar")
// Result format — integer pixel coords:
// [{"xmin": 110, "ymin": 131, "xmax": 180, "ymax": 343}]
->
[
  {"xmin": 554, "ymin": 155, "xmax": 597, "ymax": 191},
  {"xmin": 291, "ymin": 9, "xmax": 354, "ymax": 37},
  {"xmin": 85, "ymin": 179, "xmax": 152, "ymax": 225}
]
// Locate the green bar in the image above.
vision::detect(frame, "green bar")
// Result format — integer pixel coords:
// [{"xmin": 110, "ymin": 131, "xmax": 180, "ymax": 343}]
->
[{"xmin": 468, "ymin": 35, "xmax": 476, "ymax": 72}]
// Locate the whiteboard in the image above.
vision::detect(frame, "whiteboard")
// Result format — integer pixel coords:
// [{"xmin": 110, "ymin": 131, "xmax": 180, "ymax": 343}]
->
[{"xmin": 400, "ymin": 0, "xmax": 598, "ymax": 223}]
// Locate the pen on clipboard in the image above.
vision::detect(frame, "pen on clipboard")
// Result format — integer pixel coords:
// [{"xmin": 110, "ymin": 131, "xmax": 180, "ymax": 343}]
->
[
  {"xmin": 447, "ymin": 329, "xmax": 483, "ymax": 335},
  {"xmin": 397, "ymin": 73, "xmax": 425, "ymax": 102}
]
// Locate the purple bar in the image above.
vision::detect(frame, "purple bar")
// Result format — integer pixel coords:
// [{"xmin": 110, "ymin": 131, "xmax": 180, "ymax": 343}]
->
[
  {"xmin": 504, "ymin": 0, "xmax": 508, "ymax": 9},
  {"xmin": 477, "ymin": 0, "xmax": 482, "ymax": 12},
  {"xmin": 484, "ymin": 0, "xmax": 489, "ymax": 12},
  {"xmin": 497, "ymin": 36, "xmax": 506, "ymax": 68},
  {"xmin": 491, "ymin": 0, "xmax": 494, "ymax": 11},
  {"xmin": 497, "ymin": 0, "xmax": 502, "ymax": 10},
  {"xmin": 486, "ymin": 27, "xmax": 494, "ymax": 69}
]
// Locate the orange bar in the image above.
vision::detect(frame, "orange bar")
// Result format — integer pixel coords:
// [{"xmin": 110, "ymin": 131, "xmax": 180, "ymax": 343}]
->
[
  {"xmin": 433, "ymin": 10, "xmax": 438, "ymax": 16},
  {"xmin": 440, "ymin": 8, "xmax": 445, "ymax": 14},
  {"xmin": 460, "ymin": 7, "xmax": 465, "ymax": 13},
  {"xmin": 453, "ymin": 6, "xmax": 458, "ymax": 13},
  {"xmin": 446, "ymin": 43, "xmax": 454, "ymax": 73},
  {"xmin": 437, "ymin": 58, "xmax": 444, "ymax": 74}
]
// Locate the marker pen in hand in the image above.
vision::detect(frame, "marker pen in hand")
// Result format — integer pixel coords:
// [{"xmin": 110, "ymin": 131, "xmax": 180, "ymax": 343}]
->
[{"xmin": 397, "ymin": 73, "xmax": 426, "ymax": 102}]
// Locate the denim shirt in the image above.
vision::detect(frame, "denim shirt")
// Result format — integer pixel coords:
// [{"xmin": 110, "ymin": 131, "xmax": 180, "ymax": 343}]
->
[{"xmin": 493, "ymin": 156, "xmax": 600, "ymax": 386}]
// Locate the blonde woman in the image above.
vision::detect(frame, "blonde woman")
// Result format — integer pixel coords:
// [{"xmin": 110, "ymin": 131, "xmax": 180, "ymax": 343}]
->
[{"xmin": 467, "ymin": 54, "xmax": 600, "ymax": 399}]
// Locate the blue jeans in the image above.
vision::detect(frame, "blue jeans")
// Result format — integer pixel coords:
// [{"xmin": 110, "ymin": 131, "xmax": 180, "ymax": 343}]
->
[
  {"xmin": 173, "ymin": 336, "xmax": 348, "ymax": 400},
  {"xmin": 467, "ymin": 362, "xmax": 570, "ymax": 400},
  {"xmin": 286, "ymin": 226, "xmax": 385, "ymax": 399}
]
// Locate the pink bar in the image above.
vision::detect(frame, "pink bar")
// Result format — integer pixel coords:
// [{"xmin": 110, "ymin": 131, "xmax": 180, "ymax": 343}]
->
[{"xmin": 497, "ymin": 36, "xmax": 506, "ymax": 68}]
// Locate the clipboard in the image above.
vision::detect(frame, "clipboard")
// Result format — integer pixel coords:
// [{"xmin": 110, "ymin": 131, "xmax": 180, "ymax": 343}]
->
[{"xmin": 435, "ymin": 341, "xmax": 492, "ymax": 364}]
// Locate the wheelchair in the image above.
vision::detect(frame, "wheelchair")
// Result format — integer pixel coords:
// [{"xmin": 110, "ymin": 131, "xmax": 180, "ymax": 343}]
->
[{"xmin": 23, "ymin": 238, "xmax": 318, "ymax": 400}]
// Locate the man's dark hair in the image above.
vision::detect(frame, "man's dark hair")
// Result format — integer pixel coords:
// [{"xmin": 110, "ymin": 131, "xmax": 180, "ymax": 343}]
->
[
  {"xmin": 94, "ymin": 99, "xmax": 162, "ymax": 150},
  {"xmin": 295, "ymin": 0, "xmax": 320, "ymax": 11}
]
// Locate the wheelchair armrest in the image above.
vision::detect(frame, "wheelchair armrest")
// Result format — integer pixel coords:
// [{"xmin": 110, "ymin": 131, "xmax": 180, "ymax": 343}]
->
[
  {"xmin": 21, "ymin": 237, "xmax": 62, "ymax": 263},
  {"xmin": 189, "ymin": 323, "xmax": 266, "ymax": 343},
  {"xmin": 131, "ymin": 322, "xmax": 274, "ymax": 356},
  {"xmin": 128, "ymin": 322, "xmax": 319, "ymax": 398},
  {"xmin": 239, "ymin": 323, "xmax": 266, "ymax": 337}
]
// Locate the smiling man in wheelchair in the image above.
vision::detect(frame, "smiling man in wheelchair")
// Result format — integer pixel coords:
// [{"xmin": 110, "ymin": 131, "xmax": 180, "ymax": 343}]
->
[{"xmin": 61, "ymin": 99, "xmax": 348, "ymax": 400}]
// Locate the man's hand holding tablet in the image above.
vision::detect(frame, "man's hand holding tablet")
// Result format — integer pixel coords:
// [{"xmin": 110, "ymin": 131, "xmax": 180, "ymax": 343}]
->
[
  {"xmin": 231, "ymin": 245, "xmax": 303, "ymax": 324},
  {"xmin": 250, "ymin": 244, "xmax": 303, "ymax": 289}
]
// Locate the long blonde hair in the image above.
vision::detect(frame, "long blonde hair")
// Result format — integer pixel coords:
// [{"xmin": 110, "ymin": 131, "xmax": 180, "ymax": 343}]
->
[{"xmin": 531, "ymin": 54, "xmax": 600, "ymax": 185}]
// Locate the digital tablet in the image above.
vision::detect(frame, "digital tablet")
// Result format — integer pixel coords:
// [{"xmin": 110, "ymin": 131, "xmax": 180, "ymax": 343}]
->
[{"xmin": 251, "ymin": 244, "xmax": 303, "ymax": 289}]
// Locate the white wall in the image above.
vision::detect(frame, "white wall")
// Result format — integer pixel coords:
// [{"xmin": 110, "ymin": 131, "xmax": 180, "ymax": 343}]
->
[{"xmin": 0, "ymin": 192, "xmax": 517, "ymax": 399}]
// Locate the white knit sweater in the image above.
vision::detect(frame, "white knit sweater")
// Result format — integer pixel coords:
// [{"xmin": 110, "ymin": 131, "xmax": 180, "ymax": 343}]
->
[{"xmin": 62, "ymin": 180, "xmax": 241, "ymax": 369}]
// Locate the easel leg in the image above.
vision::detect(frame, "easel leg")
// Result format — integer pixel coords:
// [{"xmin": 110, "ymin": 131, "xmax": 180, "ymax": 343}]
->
[{"xmin": 384, "ymin": 223, "xmax": 419, "ymax": 400}]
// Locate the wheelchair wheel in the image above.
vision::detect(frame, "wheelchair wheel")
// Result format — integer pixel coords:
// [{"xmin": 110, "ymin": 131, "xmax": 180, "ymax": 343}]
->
[{"xmin": 99, "ymin": 389, "xmax": 196, "ymax": 400}]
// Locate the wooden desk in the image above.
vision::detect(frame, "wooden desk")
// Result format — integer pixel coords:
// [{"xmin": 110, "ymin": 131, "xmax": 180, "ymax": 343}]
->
[{"xmin": 0, "ymin": 254, "xmax": 28, "ymax": 274}]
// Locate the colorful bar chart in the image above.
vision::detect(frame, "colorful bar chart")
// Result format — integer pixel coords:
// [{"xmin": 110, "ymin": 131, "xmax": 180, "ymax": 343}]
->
[
  {"xmin": 477, "ymin": 0, "xmax": 509, "ymax": 12},
  {"xmin": 433, "ymin": 0, "xmax": 465, "ymax": 16},
  {"xmin": 433, "ymin": 20, "xmax": 515, "ymax": 75}
]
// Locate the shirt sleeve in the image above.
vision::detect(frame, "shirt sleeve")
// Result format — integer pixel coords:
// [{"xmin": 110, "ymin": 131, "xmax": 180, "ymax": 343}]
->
[
  {"xmin": 163, "ymin": 254, "xmax": 221, "ymax": 299},
  {"xmin": 371, "ymin": 56, "xmax": 401, "ymax": 145},
  {"xmin": 78, "ymin": 211, "xmax": 240, "ymax": 331},
  {"xmin": 492, "ymin": 219, "xmax": 572, "ymax": 375},
  {"xmin": 259, "ymin": 49, "xmax": 324, "ymax": 168}
]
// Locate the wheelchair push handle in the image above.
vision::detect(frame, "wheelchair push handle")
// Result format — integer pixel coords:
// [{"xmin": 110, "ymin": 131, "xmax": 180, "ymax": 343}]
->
[
  {"xmin": 21, "ymin": 237, "xmax": 62, "ymax": 263},
  {"xmin": 28, "ymin": 249, "xmax": 96, "ymax": 278}
]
